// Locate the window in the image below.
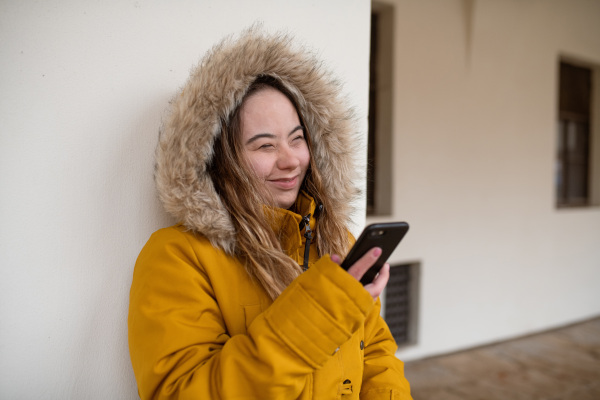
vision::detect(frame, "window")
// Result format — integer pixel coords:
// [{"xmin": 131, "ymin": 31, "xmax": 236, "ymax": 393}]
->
[
  {"xmin": 556, "ymin": 60, "xmax": 599, "ymax": 207},
  {"xmin": 367, "ymin": 3, "xmax": 394, "ymax": 215},
  {"xmin": 384, "ymin": 262, "xmax": 420, "ymax": 346}
]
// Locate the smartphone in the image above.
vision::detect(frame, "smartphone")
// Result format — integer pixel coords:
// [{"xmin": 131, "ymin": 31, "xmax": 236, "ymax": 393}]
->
[{"xmin": 340, "ymin": 222, "xmax": 409, "ymax": 285}]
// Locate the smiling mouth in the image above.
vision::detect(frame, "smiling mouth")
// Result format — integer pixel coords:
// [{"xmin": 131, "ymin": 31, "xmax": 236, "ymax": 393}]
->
[{"xmin": 269, "ymin": 176, "xmax": 298, "ymax": 189}]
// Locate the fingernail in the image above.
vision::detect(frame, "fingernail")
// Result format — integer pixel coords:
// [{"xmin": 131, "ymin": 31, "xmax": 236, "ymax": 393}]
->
[{"xmin": 373, "ymin": 247, "xmax": 382, "ymax": 257}]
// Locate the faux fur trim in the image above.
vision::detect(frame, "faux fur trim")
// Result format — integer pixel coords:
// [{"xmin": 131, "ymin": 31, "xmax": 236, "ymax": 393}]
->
[{"xmin": 155, "ymin": 26, "xmax": 361, "ymax": 254}]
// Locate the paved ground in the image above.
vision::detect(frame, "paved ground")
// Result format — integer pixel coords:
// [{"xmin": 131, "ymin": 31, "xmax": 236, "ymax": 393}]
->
[{"xmin": 404, "ymin": 317, "xmax": 600, "ymax": 400}]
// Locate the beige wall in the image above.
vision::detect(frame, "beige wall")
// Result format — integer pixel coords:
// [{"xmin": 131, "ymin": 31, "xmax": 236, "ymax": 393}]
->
[{"xmin": 369, "ymin": 0, "xmax": 600, "ymax": 360}]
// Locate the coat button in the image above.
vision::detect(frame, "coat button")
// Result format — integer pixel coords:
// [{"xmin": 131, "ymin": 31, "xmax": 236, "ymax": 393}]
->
[{"xmin": 360, "ymin": 340, "xmax": 364, "ymax": 350}]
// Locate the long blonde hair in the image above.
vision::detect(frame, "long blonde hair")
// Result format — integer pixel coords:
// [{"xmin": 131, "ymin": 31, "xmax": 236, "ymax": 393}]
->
[{"xmin": 208, "ymin": 75, "xmax": 350, "ymax": 299}]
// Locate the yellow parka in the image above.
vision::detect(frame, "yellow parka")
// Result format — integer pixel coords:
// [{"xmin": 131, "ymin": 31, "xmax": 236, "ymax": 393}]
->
[
  {"xmin": 128, "ymin": 27, "xmax": 412, "ymax": 399},
  {"xmin": 129, "ymin": 194, "xmax": 411, "ymax": 399}
]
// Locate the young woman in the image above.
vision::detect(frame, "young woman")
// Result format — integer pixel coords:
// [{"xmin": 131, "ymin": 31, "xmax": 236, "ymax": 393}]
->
[{"xmin": 128, "ymin": 28, "xmax": 412, "ymax": 399}]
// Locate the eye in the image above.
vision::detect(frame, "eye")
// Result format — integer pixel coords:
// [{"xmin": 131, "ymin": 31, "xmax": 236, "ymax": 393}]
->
[{"xmin": 258, "ymin": 142, "xmax": 275, "ymax": 150}]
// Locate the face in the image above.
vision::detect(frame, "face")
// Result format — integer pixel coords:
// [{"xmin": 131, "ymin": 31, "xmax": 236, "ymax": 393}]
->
[{"xmin": 240, "ymin": 87, "xmax": 310, "ymax": 209}]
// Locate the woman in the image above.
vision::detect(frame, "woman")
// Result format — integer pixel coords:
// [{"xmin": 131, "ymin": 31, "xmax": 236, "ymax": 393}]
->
[{"xmin": 128, "ymin": 27, "xmax": 412, "ymax": 399}]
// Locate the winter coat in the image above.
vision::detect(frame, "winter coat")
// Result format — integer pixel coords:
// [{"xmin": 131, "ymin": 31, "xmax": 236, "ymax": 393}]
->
[{"xmin": 128, "ymin": 27, "xmax": 412, "ymax": 399}]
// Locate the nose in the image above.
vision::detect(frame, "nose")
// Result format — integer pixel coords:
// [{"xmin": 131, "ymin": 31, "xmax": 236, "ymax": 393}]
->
[{"xmin": 276, "ymin": 144, "xmax": 300, "ymax": 170}]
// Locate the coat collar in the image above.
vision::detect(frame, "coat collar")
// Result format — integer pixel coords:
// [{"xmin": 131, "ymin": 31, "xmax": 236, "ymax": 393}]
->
[{"xmin": 267, "ymin": 191, "xmax": 318, "ymax": 256}]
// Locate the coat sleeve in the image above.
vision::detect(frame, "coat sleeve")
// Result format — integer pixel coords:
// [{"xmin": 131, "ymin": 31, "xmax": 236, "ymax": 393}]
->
[
  {"xmin": 128, "ymin": 228, "xmax": 376, "ymax": 399},
  {"xmin": 359, "ymin": 299, "xmax": 413, "ymax": 399}
]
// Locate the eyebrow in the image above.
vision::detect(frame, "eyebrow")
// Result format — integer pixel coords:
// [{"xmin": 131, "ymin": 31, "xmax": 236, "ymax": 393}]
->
[{"xmin": 245, "ymin": 125, "xmax": 305, "ymax": 145}]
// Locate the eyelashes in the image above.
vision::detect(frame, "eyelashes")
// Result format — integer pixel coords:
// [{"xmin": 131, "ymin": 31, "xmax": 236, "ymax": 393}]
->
[{"xmin": 255, "ymin": 135, "xmax": 305, "ymax": 151}]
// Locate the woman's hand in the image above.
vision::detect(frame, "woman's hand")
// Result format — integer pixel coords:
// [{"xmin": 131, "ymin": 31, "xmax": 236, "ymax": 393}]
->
[{"xmin": 331, "ymin": 248, "xmax": 390, "ymax": 301}]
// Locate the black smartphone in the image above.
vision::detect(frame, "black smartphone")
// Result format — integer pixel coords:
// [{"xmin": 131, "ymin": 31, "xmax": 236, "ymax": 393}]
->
[{"xmin": 340, "ymin": 222, "xmax": 409, "ymax": 285}]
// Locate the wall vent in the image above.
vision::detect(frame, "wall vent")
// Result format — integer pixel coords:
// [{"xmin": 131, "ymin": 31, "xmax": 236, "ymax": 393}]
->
[{"xmin": 384, "ymin": 262, "xmax": 419, "ymax": 346}]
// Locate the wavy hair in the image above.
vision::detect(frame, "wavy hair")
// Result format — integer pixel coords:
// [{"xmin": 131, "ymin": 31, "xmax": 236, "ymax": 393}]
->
[{"xmin": 208, "ymin": 75, "xmax": 350, "ymax": 299}]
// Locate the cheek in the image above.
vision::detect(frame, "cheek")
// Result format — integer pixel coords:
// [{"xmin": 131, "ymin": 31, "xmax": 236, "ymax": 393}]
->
[
  {"xmin": 244, "ymin": 152, "xmax": 273, "ymax": 178},
  {"xmin": 300, "ymin": 147, "xmax": 311, "ymax": 172}
]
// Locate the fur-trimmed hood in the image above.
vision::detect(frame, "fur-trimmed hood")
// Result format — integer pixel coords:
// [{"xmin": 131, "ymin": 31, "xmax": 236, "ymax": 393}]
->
[{"xmin": 155, "ymin": 27, "xmax": 361, "ymax": 254}]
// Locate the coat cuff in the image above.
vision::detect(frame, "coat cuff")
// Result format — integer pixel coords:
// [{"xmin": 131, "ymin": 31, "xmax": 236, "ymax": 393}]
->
[{"xmin": 263, "ymin": 255, "xmax": 375, "ymax": 369}]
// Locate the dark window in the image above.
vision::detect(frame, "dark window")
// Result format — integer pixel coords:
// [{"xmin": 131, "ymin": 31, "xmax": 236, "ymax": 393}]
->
[
  {"xmin": 367, "ymin": 12, "xmax": 378, "ymax": 215},
  {"xmin": 556, "ymin": 61, "xmax": 592, "ymax": 207},
  {"xmin": 385, "ymin": 262, "xmax": 419, "ymax": 346},
  {"xmin": 367, "ymin": 3, "xmax": 393, "ymax": 216}
]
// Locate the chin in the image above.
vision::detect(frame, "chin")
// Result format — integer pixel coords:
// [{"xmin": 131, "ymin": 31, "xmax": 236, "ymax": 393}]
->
[
  {"xmin": 275, "ymin": 195, "xmax": 296, "ymax": 210},
  {"xmin": 278, "ymin": 200, "xmax": 295, "ymax": 210}
]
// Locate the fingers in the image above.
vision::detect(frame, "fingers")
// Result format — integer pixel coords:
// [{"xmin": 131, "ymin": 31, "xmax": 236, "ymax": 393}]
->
[
  {"xmin": 346, "ymin": 247, "xmax": 382, "ymax": 281},
  {"xmin": 330, "ymin": 248, "xmax": 389, "ymax": 301},
  {"xmin": 364, "ymin": 263, "xmax": 390, "ymax": 300}
]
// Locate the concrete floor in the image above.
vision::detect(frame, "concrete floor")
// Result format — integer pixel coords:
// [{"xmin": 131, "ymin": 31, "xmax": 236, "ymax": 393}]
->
[{"xmin": 404, "ymin": 317, "xmax": 600, "ymax": 400}]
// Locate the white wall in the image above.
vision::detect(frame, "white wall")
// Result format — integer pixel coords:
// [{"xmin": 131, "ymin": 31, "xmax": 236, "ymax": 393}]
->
[
  {"xmin": 370, "ymin": 0, "xmax": 600, "ymax": 360},
  {"xmin": 0, "ymin": 1, "xmax": 371, "ymax": 398}
]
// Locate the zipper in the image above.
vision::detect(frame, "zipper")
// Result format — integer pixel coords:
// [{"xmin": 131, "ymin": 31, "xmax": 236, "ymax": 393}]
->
[{"xmin": 299, "ymin": 213, "xmax": 312, "ymax": 271}]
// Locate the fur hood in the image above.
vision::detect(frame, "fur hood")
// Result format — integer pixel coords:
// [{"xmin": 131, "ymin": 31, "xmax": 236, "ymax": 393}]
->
[{"xmin": 155, "ymin": 27, "xmax": 361, "ymax": 254}]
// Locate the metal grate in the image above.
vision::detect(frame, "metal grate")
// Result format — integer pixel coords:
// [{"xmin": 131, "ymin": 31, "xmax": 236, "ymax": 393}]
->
[{"xmin": 384, "ymin": 263, "xmax": 414, "ymax": 345}]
